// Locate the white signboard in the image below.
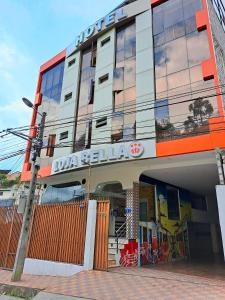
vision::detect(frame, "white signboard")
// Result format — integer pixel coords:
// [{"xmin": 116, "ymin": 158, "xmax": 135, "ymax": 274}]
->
[{"xmin": 52, "ymin": 140, "xmax": 154, "ymax": 175}]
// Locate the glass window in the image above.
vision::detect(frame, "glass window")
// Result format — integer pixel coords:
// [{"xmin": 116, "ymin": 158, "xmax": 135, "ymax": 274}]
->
[
  {"xmin": 187, "ymin": 31, "xmax": 210, "ymax": 67},
  {"xmin": 41, "ymin": 184, "xmax": 85, "ymax": 204},
  {"xmin": 167, "ymin": 186, "xmax": 180, "ymax": 220},
  {"xmin": 190, "ymin": 65, "xmax": 202, "ymax": 83},
  {"xmin": 125, "ymin": 23, "xmax": 136, "ymax": 59},
  {"xmin": 111, "ymin": 112, "xmax": 123, "ymax": 142},
  {"xmin": 113, "ymin": 22, "xmax": 136, "ymax": 142},
  {"xmin": 167, "ymin": 69, "xmax": 190, "ymax": 90},
  {"xmin": 155, "ymin": 99, "xmax": 169, "ymax": 121},
  {"xmin": 124, "ymin": 87, "xmax": 136, "ymax": 104},
  {"xmin": 114, "ymin": 91, "xmax": 124, "ymax": 110},
  {"xmin": 164, "ymin": 0, "xmax": 183, "ymax": 29},
  {"xmin": 124, "ymin": 58, "xmax": 136, "ymax": 89},
  {"xmin": 113, "ymin": 68, "xmax": 124, "ymax": 91},
  {"xmin": 46, "ymin": 134, "xmax": 56, "ymax": 157},
  {"xmin": 185, "ymin": 17, "xmax": 197, "ymax": 35},
  {"xmin": 123, "ymin": 113, "xmax": 136, "ymax": 141},
  {"xmin": 153, "ymin": 8, "xmax": 164, "ymax": 35},
  {"xmin": 156, "ymin": 77, "xmax": 168, "ymax": 94},
  {"xmin": 154, "ymin": 46, "xmax": 166, "ymax": 78},
  {"xmin": 166, "ymin": 37, "xmax": 188, "ymax": 74},
  {"xmin": 183, "ymin": 0, "xmax": 202, "ymax": 20}
]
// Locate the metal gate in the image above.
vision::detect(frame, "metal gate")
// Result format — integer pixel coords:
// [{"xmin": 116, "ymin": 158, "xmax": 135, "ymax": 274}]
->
[
  {"xmin": 94, "ymin": 200, "xmax": 110, "ymax": 271},
  {"xmin": 27, "ymin": 201, "xmax": 88, "ymax": 265},
  {"xmin": 0, "ymin": 207, "xmax": 23, "ymax": 270}
]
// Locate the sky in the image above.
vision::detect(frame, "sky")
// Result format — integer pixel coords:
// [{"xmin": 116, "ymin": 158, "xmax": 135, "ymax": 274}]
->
[
  {"xmin": 0, "ymin": 0, "xmax": 122, "ymax": 172},
  {"xmin": 0, "ymin": 0, "xmax": 122, "ymax": 132}
]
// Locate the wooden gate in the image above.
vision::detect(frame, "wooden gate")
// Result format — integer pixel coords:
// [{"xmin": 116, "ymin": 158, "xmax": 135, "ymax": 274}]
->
[
  {"xmin": 28, "ymin": 200, "xmax": 88, "ymax": 265},
  {"xmin": 0, "ymin": 207, "xmax": 23, "ymax": 270},
  {"xmin": 94, "ymin": 200, "xmax": 110, "ymax": 271}
]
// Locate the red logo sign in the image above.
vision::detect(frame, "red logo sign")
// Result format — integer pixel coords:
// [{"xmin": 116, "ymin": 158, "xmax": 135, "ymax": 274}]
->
[{"xmin": 129, "ymin": 143, "xmax": 144, "ymax": 157}]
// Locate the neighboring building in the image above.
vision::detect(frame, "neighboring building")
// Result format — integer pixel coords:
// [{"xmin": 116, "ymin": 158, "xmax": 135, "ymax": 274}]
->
[
  {"xmin": 0, "ymin": 171, "xmax": 21, "ymax": 206},
  {"xmin": 21, "ymin": 0, "xmax": 225, "ymax": 266}
]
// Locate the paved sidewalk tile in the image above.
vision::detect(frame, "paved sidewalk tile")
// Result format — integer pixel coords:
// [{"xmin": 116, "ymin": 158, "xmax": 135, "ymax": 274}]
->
[
  {"xmin": 0, "ymin": 297, "xmax": 23, "ymax": 300},
  {"xmin": 33, "ymin": 292, "xmax": 92, "ymax": 300},
  {"xmin": 0, "ymin": 267, "xmax": 225, "ymax": 300}
]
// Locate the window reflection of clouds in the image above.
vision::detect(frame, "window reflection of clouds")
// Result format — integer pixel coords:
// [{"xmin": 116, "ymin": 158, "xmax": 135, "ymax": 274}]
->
[
  {"xmin": 166, "ymin": 37, "xmax": 188, "ymax": 74},
  {"xmin": 112, "ymin": 22, "xmax": 136, "ymax": 142},
  {"xmin": 39, "ymin": 61, "xmax": 65, "ymax": 159},
  {"xmin": 75, "ymin": 45, "xmax": 96, "ymax": 151},
  {"xmin": 153, "ymin": 0, "xmax": 217, "ymax": 140},
  {"xmin": 186, "ymin": 31, "xmax": 210, "ymax": 67}
]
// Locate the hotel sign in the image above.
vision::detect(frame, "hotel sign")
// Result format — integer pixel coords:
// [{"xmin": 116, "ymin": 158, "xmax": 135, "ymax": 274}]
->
[
  {"xmin": 66, "ymin": 7, "xmax": 128, "ymax": 57},
  {"xmin": 52, "ymin": 140, "xmax": 154, "ymax": 175}
]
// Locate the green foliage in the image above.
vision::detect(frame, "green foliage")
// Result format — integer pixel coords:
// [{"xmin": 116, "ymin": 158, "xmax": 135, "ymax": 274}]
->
[
  {"xmin": 184, "ymin": 98, "xmax": 214, "ymax": 132},
  {"xmin": 0, "ymin": 173, "xmax": 20, "ymax": 188}
]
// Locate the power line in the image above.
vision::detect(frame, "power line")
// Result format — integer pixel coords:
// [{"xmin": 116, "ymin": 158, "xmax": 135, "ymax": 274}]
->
[{"xmin": 1, "ymin": 81, "xmax": 225, "ymax": 135}]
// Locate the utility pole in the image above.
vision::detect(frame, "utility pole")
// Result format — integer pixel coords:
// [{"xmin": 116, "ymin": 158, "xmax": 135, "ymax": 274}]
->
[{"xmin": 11, "ymin": 111, "xmax": 46, "ymax": 281}]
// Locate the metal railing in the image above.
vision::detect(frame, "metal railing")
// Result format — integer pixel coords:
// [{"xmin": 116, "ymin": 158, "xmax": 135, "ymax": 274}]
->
[{"xmin": 115, "ymin": 221, "xmax": 127, "ymax": 253}]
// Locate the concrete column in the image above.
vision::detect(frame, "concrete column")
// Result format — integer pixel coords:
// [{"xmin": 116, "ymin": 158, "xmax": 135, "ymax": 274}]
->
[
  {"xmin": 126, "ymin": 182, "xmax": 139, "ymax": 239},
  {"xmin": 84, "ymin": 200, "xmax": 97, "ymax": 270},
  {"xmin": 216, "ymin": 185, "xmax": 225, "ymax": 260}
]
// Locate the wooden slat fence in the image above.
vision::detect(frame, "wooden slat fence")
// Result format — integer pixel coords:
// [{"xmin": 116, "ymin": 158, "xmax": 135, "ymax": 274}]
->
[
  {"xmin": 27, "ymin": 200, "xmax": 88, "ymax": 265},
  {"xmin": 94, "ymin": 200, "xmax": 110, "ymax": 271},
  {"xmin": 0, "ymin": 207, "xmax": 23, "ymax": 270}
]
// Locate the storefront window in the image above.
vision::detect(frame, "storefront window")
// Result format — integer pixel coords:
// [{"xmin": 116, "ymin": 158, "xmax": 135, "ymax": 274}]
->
[
  {"xmin": 153, "ymin": 0, "xmax": 218, "ymax": 142},
  {"xmin": 41, "ymin": 183, "xmax": 85, "ymax": 204}
]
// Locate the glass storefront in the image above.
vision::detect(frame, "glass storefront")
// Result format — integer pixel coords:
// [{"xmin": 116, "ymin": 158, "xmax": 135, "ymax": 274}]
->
[{"xmin": 153, "ymin": 0, "xmax": 218, "ymax": 141}]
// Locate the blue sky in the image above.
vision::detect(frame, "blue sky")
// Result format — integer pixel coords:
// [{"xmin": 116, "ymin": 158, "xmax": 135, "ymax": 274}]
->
[
  {"xmin": 0, "ymin": 0, "xmax": 122, "ymax": 171},
  {"xmin": 0, "ymin": 0, "xmax": 122, "ymax": 131}
]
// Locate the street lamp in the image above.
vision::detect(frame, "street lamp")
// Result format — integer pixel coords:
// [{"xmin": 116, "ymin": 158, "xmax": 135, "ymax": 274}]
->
[
  {"xmin": 22, "ymin": 97, "xmax": 43, "ymax": 117},
  {"xmin": 22, "ymin": 97, "xmax": 33, "ymax": 108},
  {"xmin": 11, "ymin": 98, "xmax": 46, "ymax": 282}
]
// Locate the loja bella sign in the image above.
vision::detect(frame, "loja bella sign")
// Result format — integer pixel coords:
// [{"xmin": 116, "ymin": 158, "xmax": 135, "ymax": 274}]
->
[
  {"xmin": 67, "ymin": 7, "xmax": 127, "ymax": 57},
  {"xmin": 52, "ymin": 141, "xmax": 150, "ymax": 175}
]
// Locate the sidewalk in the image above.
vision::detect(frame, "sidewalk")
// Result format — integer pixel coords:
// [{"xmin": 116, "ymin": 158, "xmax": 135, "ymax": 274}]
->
[{"xmin": 0, "ymin": 267, "xmax": 225, "ymax": 299}]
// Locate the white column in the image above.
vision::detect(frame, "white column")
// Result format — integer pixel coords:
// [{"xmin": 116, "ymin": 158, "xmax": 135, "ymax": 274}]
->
[
  {"xmin": 83, "ymin": 200, "xmax": 97, "ymax": 270},
  {"xmin": 216, "ymin": 185, "xmax": 225, "ymax": 260}
]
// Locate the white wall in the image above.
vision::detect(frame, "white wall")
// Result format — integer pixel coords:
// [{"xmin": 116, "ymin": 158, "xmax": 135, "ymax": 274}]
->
[
  {"xmin": 91, "ymin": 28, "xmax": 115, "ymax": 145},
  {"xmin": 54, "ymin": 51, "xmax": 81, "ymax": 159},
  {"xmin": 216, "ymin": 185, "xmax": 225, "ymax": 259},
  {"xmin": 136, "ymin": 10, "xmax": 156, "ymax": 154}
]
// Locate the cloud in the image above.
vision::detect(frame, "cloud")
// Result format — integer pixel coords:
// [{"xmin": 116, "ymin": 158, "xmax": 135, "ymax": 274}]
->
[{"xmin": 0, "ymin": 100, "xmax": 32, "ymax": 129}]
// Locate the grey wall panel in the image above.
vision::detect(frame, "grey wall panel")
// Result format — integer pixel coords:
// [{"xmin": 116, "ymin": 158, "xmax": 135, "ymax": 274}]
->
[
  {"xmin": 91, "ymin": 29, "xmax": 116, "ymax": 146},
  {"xmin": 136, "ymin": 9, "xmax": 156, "ymax": 153},
  {"xmin": 54, "ymin": 51, "xmax": 81, "ymax": 159},
  {"xmin": 207, "ymin": 0, "xmax": 225, "ymax": 111}
]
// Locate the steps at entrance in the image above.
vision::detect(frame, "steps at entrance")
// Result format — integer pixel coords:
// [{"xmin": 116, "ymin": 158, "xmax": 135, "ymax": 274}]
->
[{"xmin": 108, "ymin": 237, "xmax": 128, "ymax": 268}]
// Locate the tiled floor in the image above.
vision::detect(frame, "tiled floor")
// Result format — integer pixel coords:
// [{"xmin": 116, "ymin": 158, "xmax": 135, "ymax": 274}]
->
[{"xmin": 0, "ymin": 263, "xmax": 225, "ymax": 300}]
